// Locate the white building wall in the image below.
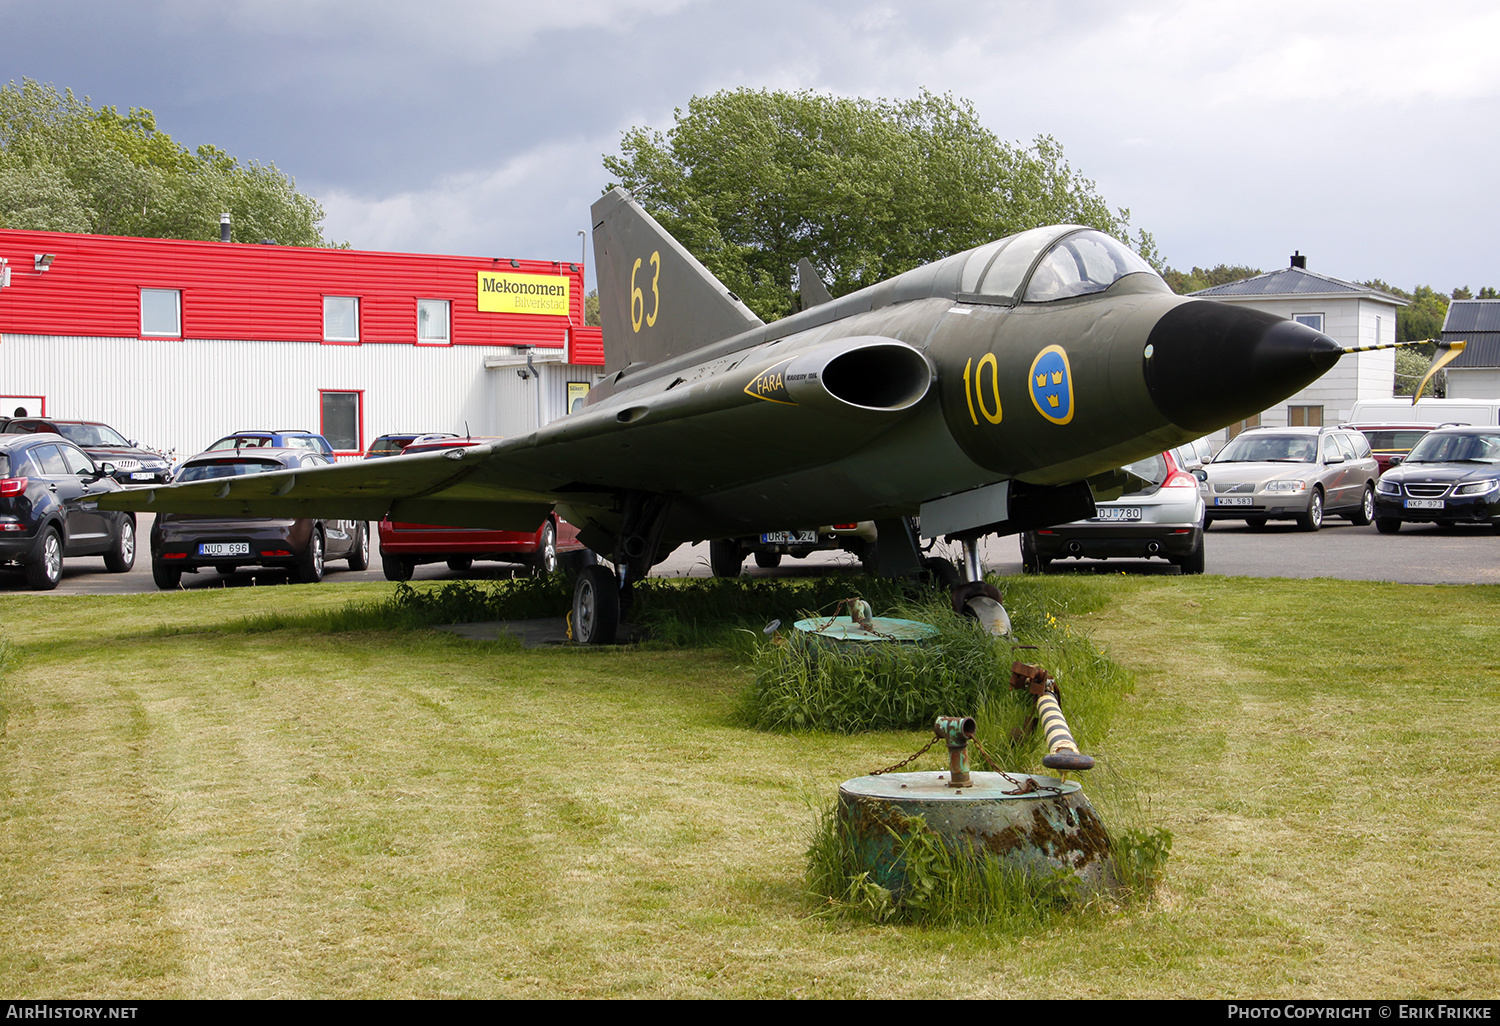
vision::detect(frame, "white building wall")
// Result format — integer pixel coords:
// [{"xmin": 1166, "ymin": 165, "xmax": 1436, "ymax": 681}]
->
[
  {"xmin": 1, "ymin": 334, "xmax": 600, "ymax": 455},
  {"xmin": 1447, "ymin": 368, "xmax": 1500, "ymax": 399}
]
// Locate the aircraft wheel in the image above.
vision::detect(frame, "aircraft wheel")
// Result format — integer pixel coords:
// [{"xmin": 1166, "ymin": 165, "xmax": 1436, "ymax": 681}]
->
[
  {"xmin": 708, "ymin": 538, "xmax": 743, "ymax": 577},
  {"xmin": 919, "ymin": 556, "xmax": 961, "ymax": 589},
  {"xmin": 753, "ymin": 550, "xmax": 782, "ymax": 569},
  {"xmin": 572, "ymin": 564, "xmax": 619, "ymax": 645}
]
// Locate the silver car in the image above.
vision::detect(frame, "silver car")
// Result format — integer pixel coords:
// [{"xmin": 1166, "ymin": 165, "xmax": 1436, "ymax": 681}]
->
[{"xmin": 1203, "ymin": 427, "xmax": 1378, "ymax": 531}]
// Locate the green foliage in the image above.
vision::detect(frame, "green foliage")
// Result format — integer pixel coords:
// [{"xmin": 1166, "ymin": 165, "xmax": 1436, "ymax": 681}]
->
[
  {"xmin": 0, "ymin": 78, "xmax": 333, "ymax": 245},
  {"xmin": 604, "ymin": 88, "xmax": 1153, "ymax": 321},
  {"xmin": 1111, "ymin": 827, "xmax": 1174, "ymax": 896},
  {"xmin": 1160, "ymin": 263, "xmax": 1263, "ymax": 295},
  {"xmin": 1394, "ymin": 345, "xmax": 1444, "ymax": 397},
  {"xmin": 1399, "ymin": 285, "xmax": 1449, "ymax": 346}
]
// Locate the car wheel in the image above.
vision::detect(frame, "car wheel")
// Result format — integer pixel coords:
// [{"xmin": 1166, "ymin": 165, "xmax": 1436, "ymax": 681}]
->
[
  {"xmin": 1173, "ymin": 541, "xmax": 1206, "ymax": 575},
  {"xmin": 151, "ymin": 558, "xmax": 182, "ymax": 590},
  {"xmin": 1375, "ymin": 517, "xmax": 1401, "ymax": 535},
  {"xmin": 708, "ymin": 538, "xmax": 743, "ymax": 578},
  {"xmin": 532, "ymin": 522, "xmax": 558, "ymax": 576},
  {"xmin": 1296, "ymin": 488, "xmax": 1324, "ymax": 532},
  {"xmin": 1019, "ymin": 532, "xmax": 1049, "ymax": 575},
  {"xmin": 26, "ymin": 527, "xmax": 63, "ymax": 590},
  {"xmin": 216, "ymin": 565, "xmax": 237, "ymax": 575},
  {"xmin": 296, "ymin": 527, "xmax": 325, "ymax": 583},
  {"xmin": 571, "ymin": 564, "xmax": 620, "ymax": 645},
  {"xmin": 446, "ymin": 556, "xmax": 474, "ymax": 572},
  {"xmin": 104, "ymin": 516, "xmax": 136, "ymax": 573},
  {"xmin": 1349, "ymin": 485, "xmax": 1375, "ymax": 527},
  {"xmin": 347, "ymin": 522, "xmax": 370, "ymax": 571},
  {"xmin": 381, "ymin": 552, "xmax": 415, "ymax": 581},
  {"xmin": 1245, "ymin": 517, "xmax": 1269, "ymax": 530},
  {"xmin": 754, "ymin": 550, "xmax": 782, "ymax": 569}
]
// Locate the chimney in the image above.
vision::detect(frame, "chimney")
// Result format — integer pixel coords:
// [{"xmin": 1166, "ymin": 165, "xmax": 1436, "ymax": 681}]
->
[
  {"xmin": 220, "ymin": 213, "xmax": 231, "ymax": 243},
  {"xmin": 1290, "ymin": 251, "xmax": 1306, "ymax": 269}
]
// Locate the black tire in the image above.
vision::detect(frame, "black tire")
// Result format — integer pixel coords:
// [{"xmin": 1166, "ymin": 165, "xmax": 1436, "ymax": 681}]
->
[
  {"xmin": 919, "ymin": 555, "xmax": 962, "ymax": 589},
  {"xmin": 26, "ymin": 527, "xmax": 63, "ymax": 590},
  {"xmin": 753, "ymin": 550, "xmax": 782, "ymax": 569},
  {"xmin": 532, "ymin": 522, "xmax": 558, "ymax": 575},
  {"xmin": 1375, "ymin": 517, "xmax": 1401, "ymax": 535},
  {"xmin": 347, "ymin": 522, "xmax": 370, "ymax": 571},
  {"xmin": 1296, "ymin": 488, "xmax": 1324, "ymax": 532},
  {"xmin": 296, "ymin": 526, "xmax": 325, "ymax": 583},
  {"xmin": 216, "ymin": 565, "xmax": 237, "ymax": 575},
  {"xmin": 151, "ymin": 558, "xmax": 182, "ymax": 590},
  {"xmin": 1019, "ymin": 532, "xmax": 1049, "ymax": 575},
  {"xmin": 708, "ymin": 538, "xmax": 743, "ymax": 578},
  {"xmin": 1246, "ymin": 517, "xmax": 1269, "ymax": 530},
  {"xmin": 572, "ymin": 564, "xmax": 620, "ymax": 645},
  {"xmin": 1350, "ymin": 485, "xmax": 1375, "ymax": 527},
  {"xmin": 446, "ymin": 556, "xmax": 474, "ymax": 572},
  {"xmin": 104, "ymin": 516, "xmax": 136, "ymax": 573},
  {"xmin": 1173, "ymin": 541, "xmax": 1206, "ymax": 575},
  {"xmin": 382, "ymin": 552, "xmax": 415, "ymax": 581}
]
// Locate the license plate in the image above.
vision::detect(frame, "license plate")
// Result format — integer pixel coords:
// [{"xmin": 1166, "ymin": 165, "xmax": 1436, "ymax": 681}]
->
[
  {"xmin": 1092, "ymin": 507, "xmax": 1142, "ymax": 522},
  {"xmin": 130, "ymin": 471, "xmax": 155, "ymax": 480},
  {"xmin": 1405, "ymin": 499, "xmax": 1444, "ymax": 510},
  {"xmin": 1216, "ymin": 496, "xmax": 1253, "ymax": 507},
  {"xmin": 198, "ymin": 542, "xmax": 250, "ymax": 557},
  {"xmin": 760, "ymin": 530, "xmax": 817, "ymax": 545}
]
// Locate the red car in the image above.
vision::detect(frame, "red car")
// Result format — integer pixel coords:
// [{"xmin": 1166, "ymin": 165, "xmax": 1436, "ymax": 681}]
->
[
  {"xmin": 1348, "ymin": 423, "xmax": 1433, "ymax": 475},
  {"xmin": 377, "ymin": 437, "xmax": 587, "ymax": 580}
]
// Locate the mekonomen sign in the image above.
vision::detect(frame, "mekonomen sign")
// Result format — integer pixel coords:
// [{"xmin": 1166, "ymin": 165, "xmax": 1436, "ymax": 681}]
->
[{"xmin": 477, "ymin": 271, "xmax": 570, "ymax": 316}]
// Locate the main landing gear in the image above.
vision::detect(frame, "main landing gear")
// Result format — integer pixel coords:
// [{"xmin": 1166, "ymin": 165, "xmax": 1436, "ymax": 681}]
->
[
  {"xmin": 570, "ymin": 492, "xmax": 670, "ymax": 645},
  {"xmin": 948, "ymin": 535, "xmax": 1011, "ymax": 637}
]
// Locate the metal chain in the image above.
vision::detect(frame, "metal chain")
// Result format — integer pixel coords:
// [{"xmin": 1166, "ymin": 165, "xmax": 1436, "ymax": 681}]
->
[
  {"xmin": 970, "ymin": 736, "xmax": 1065, "ymax": 795},
  {"xmin": 868, "ymin": 735, "xmax": 940, "ymax": 776}
]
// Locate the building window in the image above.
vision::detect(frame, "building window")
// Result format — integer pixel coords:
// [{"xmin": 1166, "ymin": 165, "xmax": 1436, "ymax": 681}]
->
[
  {"xmin": 141, "ymin": 289, "xmax": 181, "ymax": 336},
  {"xmin": 1288, "ymin": 405, "xmax": 1324, "ymax": 427},
  {"xmin": 1226, "ymin": 414, "xmax": 1260, "ymax": 440},
  {"xmin": 417, "ymin": 299, "xmax": 450, "ymax": 344},
  {"xmin": 324, "ymin": 297, "xmax": 360, "ymax": 343},
  {"xmin": 1293, "ymin": 313, "xmax": 1324, "ymax": 332},
  {"xmin": 320, "ymin": 390, "xmax": 362, "ymax": 452}
]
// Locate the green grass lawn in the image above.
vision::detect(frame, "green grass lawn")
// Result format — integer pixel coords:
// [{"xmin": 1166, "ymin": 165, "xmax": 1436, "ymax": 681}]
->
[{"xmin": 1, "ymin": 576, "xmax": 1496, "ymax": 998}]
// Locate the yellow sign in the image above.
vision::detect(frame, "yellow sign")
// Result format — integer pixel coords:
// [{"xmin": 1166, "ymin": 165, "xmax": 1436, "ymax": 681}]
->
[{"xmin": 477, "ymin": 272, "xmax": 570, "ymax": 316}]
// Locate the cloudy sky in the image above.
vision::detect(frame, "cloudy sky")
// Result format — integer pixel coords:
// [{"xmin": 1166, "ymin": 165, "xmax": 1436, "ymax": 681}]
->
[{"xmin": 3, "ymin": 0, "xmax": 1496, "ymax": 294}]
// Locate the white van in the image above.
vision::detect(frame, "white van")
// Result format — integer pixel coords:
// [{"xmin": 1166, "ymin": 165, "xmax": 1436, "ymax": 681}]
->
[{"xmin": 1347, "ymin": 398, "xmax": 1500, "ymax": 427}]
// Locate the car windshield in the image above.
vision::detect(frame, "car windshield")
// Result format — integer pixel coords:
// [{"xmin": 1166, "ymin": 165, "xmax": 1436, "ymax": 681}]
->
[
  {"xmin": 1404, "ymin": 432, "xmax": 1500, "ymax": 464},
  {"xmin": 1214, "ymin": 434, "xmax": 1318, "ymax": 463},
  {"xmin": 176, "ymin": 459, "xmax": 284, "ymax": 483},
  {"xmin": 55, "ymin": 422, "xmax": 130, "ymax": 447}
]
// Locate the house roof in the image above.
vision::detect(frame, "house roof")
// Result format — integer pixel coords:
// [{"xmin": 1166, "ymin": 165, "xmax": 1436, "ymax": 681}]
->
[
  {"xmin": 1191, "ymin": 266, "xmax": 1407, "ymax": 305},
  {"xmin": 1443, "ymin": 299, "xmax": 1500, "ymax": 333}
]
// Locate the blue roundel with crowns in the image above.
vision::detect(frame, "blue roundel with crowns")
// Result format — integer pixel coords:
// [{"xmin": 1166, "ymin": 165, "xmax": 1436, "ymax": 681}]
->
[{"xmin": 1028, "ymin": 345, "xmax": 1075, "ymax": 425}]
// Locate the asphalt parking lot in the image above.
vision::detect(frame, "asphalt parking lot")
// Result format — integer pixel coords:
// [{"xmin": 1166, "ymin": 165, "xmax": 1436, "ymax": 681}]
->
[{"xmin": 11, "ymin": 512, "xmax": 1498, "ymax": 595}]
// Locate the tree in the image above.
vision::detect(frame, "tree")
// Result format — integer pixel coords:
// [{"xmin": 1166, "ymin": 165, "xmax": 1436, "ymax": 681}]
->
[
  {"xmin": 1162, "ymin": 263, "xmax": 1264, "ymax": 295},
  {"xmin": 604, "ymin": 88, "xmax": 1156, "ymax": 321},
  {"xmin": 0, "ymin": 79, "xmax": 334, "ymax": 246}
]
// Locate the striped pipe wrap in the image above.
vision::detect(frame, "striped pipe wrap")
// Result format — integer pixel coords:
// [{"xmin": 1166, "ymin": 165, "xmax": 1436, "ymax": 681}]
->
[{"xmin": 1035, "ymin": 690, "xmax": 1079, "ymax": 756}]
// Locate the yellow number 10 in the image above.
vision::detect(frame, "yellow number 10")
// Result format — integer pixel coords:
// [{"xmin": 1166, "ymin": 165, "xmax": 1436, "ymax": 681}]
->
[{"xmin": 963, "ymin": 353, "xmax": 1003, "ymax": 425}]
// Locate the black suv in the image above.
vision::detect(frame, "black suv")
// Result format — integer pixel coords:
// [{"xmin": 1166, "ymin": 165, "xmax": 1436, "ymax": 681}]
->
[
  {"xmin": 2, "ymin": 418, "xmax": 173, "ymax": 485},
  {"xmin": 0, "ymin": 433, "xmax": 137, "ymax": 589}
]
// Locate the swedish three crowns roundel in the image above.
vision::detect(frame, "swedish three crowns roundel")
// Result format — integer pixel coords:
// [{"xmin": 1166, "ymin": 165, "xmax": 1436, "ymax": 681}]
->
[{"xmin": 1028, "ymin": 345, "xmax": 1075, "ymax": 425}]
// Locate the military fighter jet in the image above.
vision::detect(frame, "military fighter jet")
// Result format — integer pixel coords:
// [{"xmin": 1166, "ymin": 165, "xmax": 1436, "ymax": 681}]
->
[{"xmin": 102, "ymin": 188, "xmax": 1356, "ymax": 643}]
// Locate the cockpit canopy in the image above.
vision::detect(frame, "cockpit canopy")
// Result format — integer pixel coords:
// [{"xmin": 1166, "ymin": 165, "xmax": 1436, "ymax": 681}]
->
[{"xmin": 959, "ymin": 226, "xmax": 1158, "ymax": 304}]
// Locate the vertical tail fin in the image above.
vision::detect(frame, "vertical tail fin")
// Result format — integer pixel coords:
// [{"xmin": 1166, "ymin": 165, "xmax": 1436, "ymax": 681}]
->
[{"xmin": 590, "ymin": 187, "xmax": 763, "ymax": 373}]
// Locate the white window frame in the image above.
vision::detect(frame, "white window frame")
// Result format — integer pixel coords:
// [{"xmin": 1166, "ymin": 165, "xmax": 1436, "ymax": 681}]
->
[
  {"xmin": 417, "ymin": 299, "xmax": 451, "ymax": 345},
  {"xmin": 1293, "ymin": 313, "xmax": 1324, "ymax": 333},
  {"xmin": 141, "ymin": 288, "xmax": 182, "ymax": 337},
  {"xmin": 319, "ymin": 389, "xmax": 363, "ymax": 454},
  {"xmin": 323, "ymin": 296, "xmax": 360, "ymax": 343}
]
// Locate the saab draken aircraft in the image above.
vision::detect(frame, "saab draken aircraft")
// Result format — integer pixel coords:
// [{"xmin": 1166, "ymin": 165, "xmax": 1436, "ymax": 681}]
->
[{"xmin": 101, "ymin": 188, "xmax": 1397, "ymax": 643}]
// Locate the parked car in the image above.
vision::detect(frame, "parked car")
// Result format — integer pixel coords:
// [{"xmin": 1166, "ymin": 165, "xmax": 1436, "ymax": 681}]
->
[
  {"xmin": 1020, "ymin": 447, "xmax": 1206, "ymax": 574},
  {"xmin": 1203, "ymin": 426, "xmax": 1378, "ymax": 531},
  {"xmin": 0, "ymin": 432, "xmax": 136, "ymax": 589},
  {"xmin": 365, "ymin": 432, "xmax": 460, "ymax": 459},
  {"xmin": 377, "ymin": 436, "xmax": 587, "ymax": 580},
  {"xmin": 150, "ymin": 448, "xmax": 369, "ymax": 588},
  {"xmin": 1347, "ymin": 423, "xmax": 1434, "ymax": 474},
  {"xmin": 1, "ymin": 417, "xmax": 173, "ymax": 485},
  {"xmin": 206, "ymin": 429, "xmax": 334, "ymax": 457},
  {"xmin": 707, "ymin": 522, "xmax": 878, "ymax": 576},
  {"xmin": 1373, "ymin": 426, "xmax": 1500, "ymax": 533}
]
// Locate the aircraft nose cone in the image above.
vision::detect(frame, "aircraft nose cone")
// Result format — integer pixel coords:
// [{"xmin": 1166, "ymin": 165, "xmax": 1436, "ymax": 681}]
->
[{"xmin": 1144, "ymin": 301, "xmax": 1342, "ymax": 433}]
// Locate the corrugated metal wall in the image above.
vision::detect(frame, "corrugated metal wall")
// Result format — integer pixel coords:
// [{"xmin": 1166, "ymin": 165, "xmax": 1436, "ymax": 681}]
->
[{"xmin": 0, "ymin": 333, "xmax": 599, "ymax": 456}]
